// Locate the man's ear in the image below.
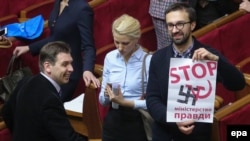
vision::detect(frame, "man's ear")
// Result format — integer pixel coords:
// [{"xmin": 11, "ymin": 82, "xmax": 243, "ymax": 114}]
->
[
  {"xmin": 44, "ymin": 62, "xmax": 52, "ymax": 74},
  {"xmin": 191, "ymin": 22, "xmax": 196, "ymax": 31}
]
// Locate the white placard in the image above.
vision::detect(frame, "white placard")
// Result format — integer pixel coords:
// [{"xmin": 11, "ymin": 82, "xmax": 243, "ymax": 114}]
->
[{"xmin": 167, "ymin": 58, "xmax": 217, "ymax": 123}]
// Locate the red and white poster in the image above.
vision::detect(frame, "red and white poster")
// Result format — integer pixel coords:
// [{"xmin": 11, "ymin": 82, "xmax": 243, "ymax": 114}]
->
[{"xmin": 166, "ymin": 58, "xmax": 217, "ymax": 123}]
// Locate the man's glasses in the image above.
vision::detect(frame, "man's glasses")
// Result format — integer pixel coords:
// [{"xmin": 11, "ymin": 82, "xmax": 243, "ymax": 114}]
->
[{"xmin": 166, "ymin": 21, "xmax": 191, "ymax": 30}]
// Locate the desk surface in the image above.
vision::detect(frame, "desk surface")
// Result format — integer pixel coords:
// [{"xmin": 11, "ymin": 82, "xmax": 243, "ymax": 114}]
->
[{"xmin": 66, "ymin": 110, "xmax": 88, "ymax": 137}]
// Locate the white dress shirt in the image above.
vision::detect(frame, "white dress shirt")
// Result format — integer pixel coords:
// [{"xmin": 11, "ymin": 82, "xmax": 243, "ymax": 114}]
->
[{"xmin": 99, "ymin": 46, "xmax": 152, "ymax": 109}]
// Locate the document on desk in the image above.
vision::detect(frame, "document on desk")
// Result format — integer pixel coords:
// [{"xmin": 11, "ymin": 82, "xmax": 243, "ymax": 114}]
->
[{"xmin": 64, "ymin": 93, "xmax": 85, "ymax": 113}]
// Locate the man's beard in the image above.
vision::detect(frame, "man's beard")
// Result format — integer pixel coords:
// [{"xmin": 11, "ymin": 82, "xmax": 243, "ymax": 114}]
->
[{"xmin": 172, "ymin": 32, "xmax": 190, "ymax": 46}]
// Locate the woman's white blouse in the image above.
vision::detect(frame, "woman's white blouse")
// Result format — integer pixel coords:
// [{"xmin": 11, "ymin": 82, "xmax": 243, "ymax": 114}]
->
[{"xmin": 99, "ymin": 46, "xmax": 152, "ymax": 109}]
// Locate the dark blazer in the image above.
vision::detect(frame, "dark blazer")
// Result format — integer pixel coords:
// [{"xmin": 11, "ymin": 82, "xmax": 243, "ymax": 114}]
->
[
  {"xmin": 146, "ymin": 37, "xmax": 246, "ymax": 141},
  {"xmin": 2, "ymin": 77, "xmax": 31, "ymax": 133},
  {"xmin": 2, "ymin": 74, "xmax": 85, "ymax": 141},
  {"xmin": 29, "ymin": 0, "xmax": 96, "ymax": 79},
  {"xmin": 28, "ymin": 0, "xmax": 96, "ymax": 101}
]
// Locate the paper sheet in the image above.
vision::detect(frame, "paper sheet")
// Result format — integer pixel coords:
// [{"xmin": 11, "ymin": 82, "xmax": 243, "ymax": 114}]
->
[{"xmin": 64, "ymin": 93, "xmax": 84, "ymax": 113}]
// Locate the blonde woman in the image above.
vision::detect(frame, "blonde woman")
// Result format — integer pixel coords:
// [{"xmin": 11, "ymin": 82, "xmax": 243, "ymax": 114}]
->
[{"xmin": 99, "ymin": 14, "xmax": 152, "ymax": 141}]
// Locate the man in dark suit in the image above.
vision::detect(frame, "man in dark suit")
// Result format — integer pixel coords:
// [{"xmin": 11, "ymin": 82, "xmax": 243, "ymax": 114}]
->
[
  {"xmin": 13, "ymin": 0, "xmax": 100, "ymax": 102},
  {"xmin": 2, "ymin": 41, "xmax": 86, "ymax": 141}
]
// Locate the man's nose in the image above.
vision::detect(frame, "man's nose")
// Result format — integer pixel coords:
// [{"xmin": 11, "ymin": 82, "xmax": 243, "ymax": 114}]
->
[
  {"xmin": 68, "ymin": 64, "xmax": 74, "ymax": 72},
  {"xmin": 172, "ymin": 26, "xmax": 179, "ymax": 33}
]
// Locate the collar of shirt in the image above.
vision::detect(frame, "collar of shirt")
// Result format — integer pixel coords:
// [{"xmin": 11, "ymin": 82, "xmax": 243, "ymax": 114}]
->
[
  {"xmin": 115, "ymin": 45, "xmax": 145, "ymax": 62},
  {"xmin": 40, "ymin": 72, "xmax": 61, "ymax": 93},
  {"xmin": 172, "ymin": 41, "xmax": 194, "ymax": 58}
]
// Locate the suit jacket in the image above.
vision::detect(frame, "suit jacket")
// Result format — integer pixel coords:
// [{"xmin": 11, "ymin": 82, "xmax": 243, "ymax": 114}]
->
[
  {"xmin": 29, "ymin": 0, "xmax": 96, "ymax": 79},
  {"xmin": 2, "ymin": 74, "xmax": 85, "ymax": 141},
  {"xmin": 146, "ymin": 37, "xmax": 245, "ymax": 141},
  {"xmin": 149, "ymin": 0, "xmax": 190, "ymax": 19},
  {"xmin": 2, "ymin": 77, "xmax": 31, "ymax": 133}
]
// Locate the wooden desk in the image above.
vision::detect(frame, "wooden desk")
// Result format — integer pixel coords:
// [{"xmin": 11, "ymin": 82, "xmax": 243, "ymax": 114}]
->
[
  {"xmin": 65, "ymin": 65, "xmax": 104, "ymax": 141},
  {"xmin": 66, "ymin": 110, "xmax": 102, "ymax": 141},
  {"xmin": 66, "ymin": 110, "xmax": 88, "ymax": 137}
]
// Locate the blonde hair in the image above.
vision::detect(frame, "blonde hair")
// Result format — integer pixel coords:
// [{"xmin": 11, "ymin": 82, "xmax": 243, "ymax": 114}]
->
[{"xmin": 112, "ymin": 14, "xmax": 141, "ymax": 39}]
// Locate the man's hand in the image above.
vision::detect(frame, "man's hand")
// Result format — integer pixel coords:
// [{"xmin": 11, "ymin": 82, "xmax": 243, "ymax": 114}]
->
[
  {"xmin": 192, "ymin": 48, "xmax": 219, "ymax": 61},
  {"xmin": 83, "ymin": 71, "xmax": 100, "ymax": 88},
  {"xmin": 240, "ymin": 0, "xmax": 250, "ymax": 12},
  {"xmin": 176, "ymin": 120, "xmax": 195, "ymax": 135}
]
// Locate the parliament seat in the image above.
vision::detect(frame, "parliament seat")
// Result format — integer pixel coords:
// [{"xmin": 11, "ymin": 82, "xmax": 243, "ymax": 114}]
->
[
  {"xmin": 93, "ymin": 0, "xmax": 153, "ymax": 52},
  {"xmin": 0, "ymin": 14, "xmax": 28, "ymax": 76},
  {"xmin": 211, "ymin": 56, "xmax": 250, "ymax": 141},
  {"xmin": 192, "ymin": 10, "xmax": 246, "ymax": 38},
  {"xmin": 0, "ymin": 0, "xmax": 45, "ymax": 17},
  {"xmin": 192, "ymin": 10, "xmax": 250, "ymax": 105},
  {"xmin": 65, "ymin": 65, "xmax": 103, "ymax": 141},
  {"xmin": 19, "ymin": 0, "xmax": 54, "ymax": 23},
  {"xmin": 235, "ymin": 57, "xmax": 250, "ymax": 100},
  {"xmin": 192, "ymin": 10, "xmax": 250, "ymax": 141},
  {"xmin": 211, "ymin": 94, "xmax": 250, "ymax": 141},
  {"xmin": 0, "ymin": 14, "xmax": 19, "ymax": 27}
]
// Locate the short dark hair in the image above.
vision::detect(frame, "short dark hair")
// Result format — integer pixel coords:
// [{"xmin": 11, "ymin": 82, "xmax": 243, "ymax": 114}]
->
[
  {"xmin": 165, "ymin": 3, "xmax": 197, "ymax": 22},
  {"xmin": 39, "ymin": 41, "xmax": 71, "ymax": 71}
]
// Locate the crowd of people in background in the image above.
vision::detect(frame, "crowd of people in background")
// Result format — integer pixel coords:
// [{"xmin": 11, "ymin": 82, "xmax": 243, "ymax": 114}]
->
[{"xmin": 149, "ymin": 0, "xmax": 249, "ymax": 50}]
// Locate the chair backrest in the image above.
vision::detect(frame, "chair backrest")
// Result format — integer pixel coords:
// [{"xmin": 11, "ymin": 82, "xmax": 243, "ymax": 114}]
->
[
  {"xmin": 192, "ymin": 10, "xmax": 250, "ymax": 106},
  {"xmin": 88, "ymin": 0, "xmax": 107, "ymax": 8},
  {"xmin": 82, "ymin": 64, "xmax": 103, "ymax": 140},
  {"xmin": 192, "ymin": 10, "xmax": 250, "ymax": 141},
  {"xmin": 93, "ymin": 0, "xmax": 153, "ymax": 51},
  {"xmin": 19, "ymin": 0, "xmax": 54, "ymax": 21},
  {"xmin": 234, "ymin": 57, "xmax": 250, "ymax": 100},
  {"xmin": 192, "ymin": 10, "xmax": 247, "ymax": 38},
  {"xmin": 0, "ymin": 128, "xmax": 11, "ymax": 141},
  {"xmin": 211, "ymin": 94, "xmax": 250, "ymax": 141},
  {"xmin": 95, "ymin": 25, "xmax": 157, "ymax": 65},
  {"xmin": 211, "ymin": 57, "xmax": 250, "ymax": 141},
  {"xmin": 0, "ymin": 14, "xmax": 19, "ymax": 27}
]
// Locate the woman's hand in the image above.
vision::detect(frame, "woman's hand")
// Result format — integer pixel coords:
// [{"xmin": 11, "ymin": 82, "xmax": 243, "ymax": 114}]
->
[
  {"xmin": 13, "ymin": 46, "xmax": 30, "ymax": 56},
  {"xmin": 106, "ymin": 84, "xmax": 124, "ymax": 104}
]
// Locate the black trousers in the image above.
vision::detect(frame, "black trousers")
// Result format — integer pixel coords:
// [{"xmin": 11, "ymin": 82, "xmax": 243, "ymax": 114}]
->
[{"xmin": 102, "ymin": 106, "xmax": 148, "ymax": 141}]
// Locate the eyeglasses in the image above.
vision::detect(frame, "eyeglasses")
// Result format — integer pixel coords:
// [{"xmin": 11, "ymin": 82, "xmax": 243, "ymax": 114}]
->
[{"xmin": 166, "ymin": 21, "xmax": 191, "ymax": 30}]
